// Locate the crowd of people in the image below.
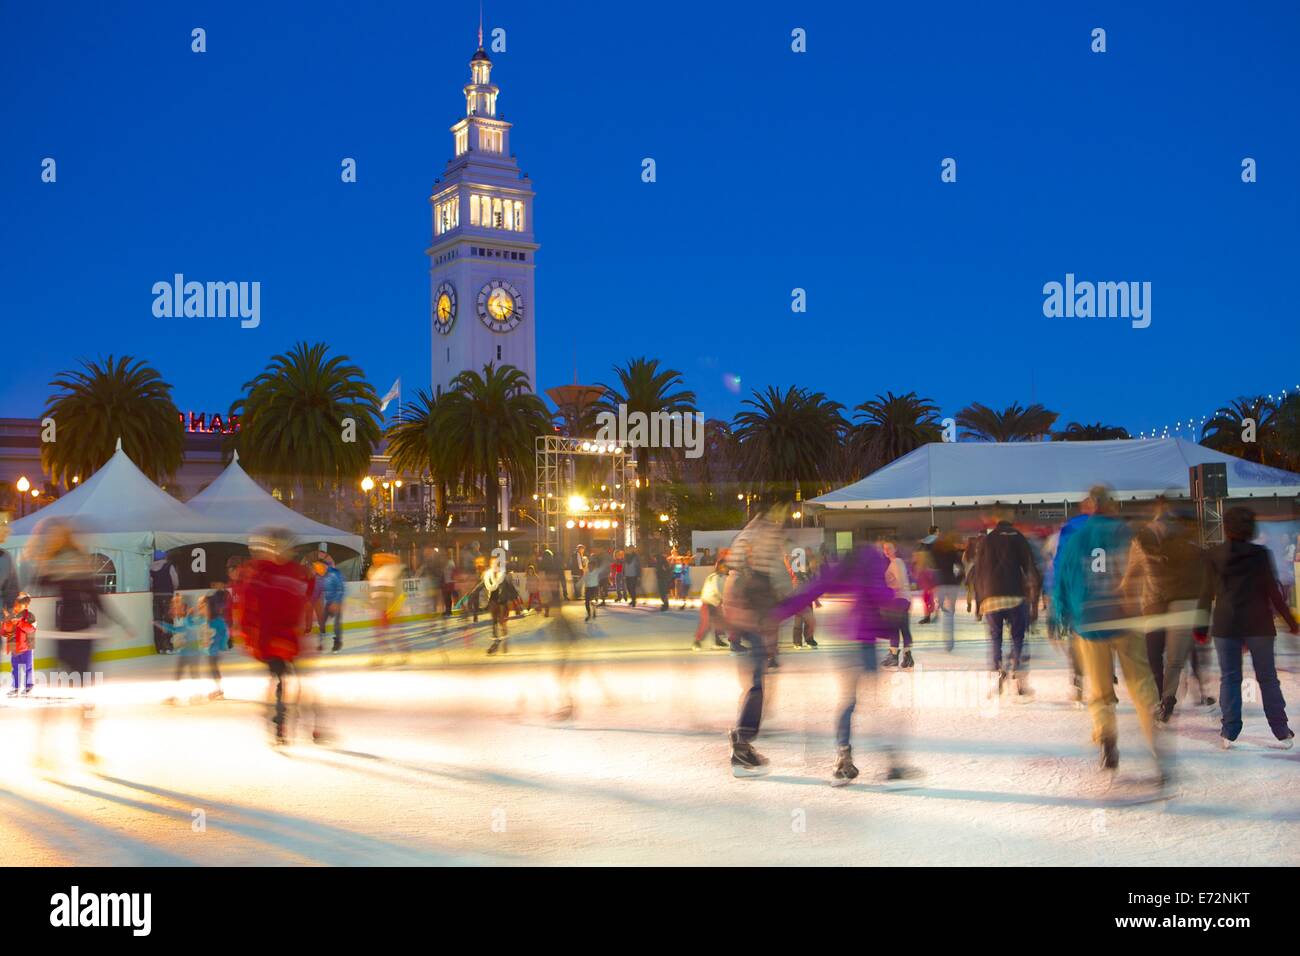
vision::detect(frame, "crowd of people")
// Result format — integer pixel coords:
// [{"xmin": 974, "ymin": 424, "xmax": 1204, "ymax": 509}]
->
[
  {"xmin": 712, "ymin": 490, "xmax": 1297, "ymax": 794},
  {"xmin": 1, "ymin": 489, "xmax": 1296, "ymax": 796}
]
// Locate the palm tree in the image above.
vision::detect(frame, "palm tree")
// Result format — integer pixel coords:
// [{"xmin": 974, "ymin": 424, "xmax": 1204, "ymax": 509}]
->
[
  {"xmin": 1053, "ymin": 422, "xmax": 1131, "ymax": 441},
  {"xmin": 385, "ymin": 388, "xmax": 453, "ymax": 522},
  {"xmin": 597, "ymin": 357, "xmax": 697, "ymax": 532},
  {"xmin": 432, "ymin": 363, "xmax": 551, "ymax": 535},
  {"xmin": 1273, "ymin": 393, "xmax": 1300, "ymax": 471},
  {"xmin": 956, "ymin": 401, "xmax": 1059, "ymax": 442},
  {"xmin": 849, "ymin": 391, "xmax": 942, "ymax": 477},
  {"xmin": 1201, "ymin": 396, "xmax": 1277, "ymax": 464},
  {"xmin": 230, "ymin": 342, "xmax": 382, "ymax": 512},
  {"xmin": 731, "ymin": 385, "xmax": 846, "ymax": 501},
  {"xmin": 41, "ymin": 355, "xmax": 183, "ymax": 486}
]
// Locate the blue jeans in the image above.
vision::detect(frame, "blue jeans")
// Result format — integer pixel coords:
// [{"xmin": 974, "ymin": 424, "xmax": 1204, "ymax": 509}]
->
[
  {"xmin": 733, "ymin": 631, "xmax": 767, "ymax": 743},
  {"xmin": 319, "ymin": 602, "xmax": 343, "ymax": 648},
  {"xmin": 985, "ymin": 603, "xmax": 1027, "ymax": 672},
  {"xmin": 10, "ymin": 649, "xmax": 33, "ymax": 691},
  {"xmin": 835, "ymin": 641, "xmax": 879, "ymax": 748},
  {"xmin": 1214, "ymin": 635, "xmax": 1290, "ymax": 741},
  {"xmin": 888, "ymin": 597, "xmax": 911, "ymax": 650}
]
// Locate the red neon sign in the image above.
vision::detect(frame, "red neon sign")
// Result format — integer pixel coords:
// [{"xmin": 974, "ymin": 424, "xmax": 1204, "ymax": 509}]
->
[{"xmin": 178, "ymin": 411, "xmax": 241, "ymax": 434}]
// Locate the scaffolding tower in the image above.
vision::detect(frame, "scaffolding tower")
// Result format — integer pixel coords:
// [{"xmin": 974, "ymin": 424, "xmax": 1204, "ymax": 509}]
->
[{"xmin": 534, "ymin": 434, "xmax": 635, "ymax": 554}]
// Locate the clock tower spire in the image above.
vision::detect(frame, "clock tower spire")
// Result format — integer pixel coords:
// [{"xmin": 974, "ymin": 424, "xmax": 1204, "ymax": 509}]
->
[{"xmin": 427, "ymin": 22, "xmax": 539, "ymax": 397}]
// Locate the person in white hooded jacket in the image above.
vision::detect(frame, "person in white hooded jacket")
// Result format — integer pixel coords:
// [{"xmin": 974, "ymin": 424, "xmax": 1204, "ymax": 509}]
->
[
  {"xmin": 482, "ymin": 556, "xmax": 513, "ymax": 653},
  {"xmin": 692, "ymin": 560, "xmax": 729, "ymax": 650}
]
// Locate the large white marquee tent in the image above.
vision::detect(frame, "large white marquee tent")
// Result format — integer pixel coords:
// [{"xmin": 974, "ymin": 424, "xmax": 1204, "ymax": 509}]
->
[
  {"xmin": 5, "ymin": 444, "xmax": 363, "ymax": 592},
  {"xmin": 811, "ymin": 438, "xmax": 1300, "ymax": 512},
  {"xmin": 186, "ymin": 453, "xmax": 364, "ymax": 562},
  {"xmin": 6, "ymin": 442, "xmax": 235, "ymax": 592}
]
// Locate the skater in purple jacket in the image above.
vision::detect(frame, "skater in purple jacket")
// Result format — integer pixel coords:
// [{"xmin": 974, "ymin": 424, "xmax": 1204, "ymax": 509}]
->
[{"xmin": 774, "ymin": 542, "xmax": 922, "ymax": 786}]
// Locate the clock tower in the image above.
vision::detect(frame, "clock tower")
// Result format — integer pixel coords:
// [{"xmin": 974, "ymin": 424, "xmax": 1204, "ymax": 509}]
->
[{"xmin": 428, "ymin": 30, "xmax": 538, "ymax": 396}]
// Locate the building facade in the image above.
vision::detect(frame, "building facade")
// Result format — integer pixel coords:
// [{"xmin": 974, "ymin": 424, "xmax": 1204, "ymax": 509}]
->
[{"xmin": 427, "ymin": 36, "xmax": 538, "ymax": 397}]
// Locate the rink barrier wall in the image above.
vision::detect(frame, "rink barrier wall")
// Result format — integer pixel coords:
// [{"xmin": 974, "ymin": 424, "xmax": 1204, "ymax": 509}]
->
[{"xmin": 14, "ymin": 569, "xmax": 721, "ymax": 671}]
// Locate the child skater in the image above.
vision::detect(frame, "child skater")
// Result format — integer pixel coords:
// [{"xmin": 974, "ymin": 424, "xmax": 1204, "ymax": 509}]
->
[
  {"xmin": 204, "ymin": 593, "xmax": 228, "ymax": 700},
  {"xmin": 4, "ymin": 592, "xmax": 36, "ymax": 696},
  {"xmin": 163, "ymin": 594, "xmax": 206, "ymax": 705}
]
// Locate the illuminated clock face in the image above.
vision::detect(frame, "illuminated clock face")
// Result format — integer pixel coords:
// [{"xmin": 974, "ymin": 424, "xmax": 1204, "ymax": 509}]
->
[
  {"xmin": 433, "ymin": 281, "xmax": 457, "ymax": 335},
  {"xmin": 477, "ymin": 278, "xmax": 524, "ymax": 332}
]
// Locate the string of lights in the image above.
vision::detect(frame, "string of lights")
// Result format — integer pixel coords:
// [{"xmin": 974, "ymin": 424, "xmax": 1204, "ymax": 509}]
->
[{"xmin": 1134, "ymin": 384, "xmax": 1298, "ymax": 440}]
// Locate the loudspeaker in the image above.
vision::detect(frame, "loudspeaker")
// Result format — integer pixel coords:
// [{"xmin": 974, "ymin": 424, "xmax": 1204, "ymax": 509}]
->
[{"xmin": 1189, "ymin": 462, "xmax": 1228, "ymax": 500}]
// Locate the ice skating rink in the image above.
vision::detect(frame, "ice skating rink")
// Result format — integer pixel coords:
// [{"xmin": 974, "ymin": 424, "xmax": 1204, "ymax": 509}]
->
[{"xmin": 0, "ymin": 602, "xmax": 1295, "ymax": 866}]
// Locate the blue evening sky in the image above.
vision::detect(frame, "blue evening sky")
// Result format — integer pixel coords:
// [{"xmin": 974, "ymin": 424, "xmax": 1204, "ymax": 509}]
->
[{"xmin": 2, "ymin": 0, "xmax": 1297, "ymax": 438}]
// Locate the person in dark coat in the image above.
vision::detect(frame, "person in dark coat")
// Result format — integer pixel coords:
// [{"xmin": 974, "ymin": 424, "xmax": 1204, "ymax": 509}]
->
[
  {"xmin": 149, "ymin": 549, "xmax": 179, "ymax": 654},
  {"xmin": 973, "ymin": 511, "xmax": 1042, "ymax": 692},
  {"xmin": 653, "ymin": 553, "xmax": 672, "ymax": 612},
  {"xmin": 1197, "ymin": 506, "xmax": 1298, "ymax": 748}
]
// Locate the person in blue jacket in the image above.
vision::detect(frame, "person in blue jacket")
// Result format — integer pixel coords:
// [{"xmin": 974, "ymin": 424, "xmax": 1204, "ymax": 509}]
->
[
  {"xmin": 1054, "ymin": 485, "xmax": 1166, "ymax": 785},
  {"xmin": 314, "ymin": 554, "xmax": 346, "ymax": 653}
]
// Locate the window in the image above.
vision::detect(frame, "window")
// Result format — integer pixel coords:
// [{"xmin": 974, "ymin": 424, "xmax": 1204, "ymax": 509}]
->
[
  {"xmin": 434, "ymin": 196, "xmax": 459, "ymax": 236},
  {"xmin": 89, "ymin": 553, "xmax": 117, "ymax": 594},
  {"xmin": 497, "ymin": 345, "xmax": 502, "ymax": 360},
  {"xmin": 455, "ymin": 128, "xmax": 468, "ymax": 156},
  {"xmin": 470, "ymin": 194, "xmax": 526, "ymax": 233}
]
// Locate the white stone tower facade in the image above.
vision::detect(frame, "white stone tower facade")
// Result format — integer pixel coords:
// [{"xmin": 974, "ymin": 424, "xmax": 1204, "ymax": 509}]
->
[{"xmin": 427, "ymin": 32, "xmax": 539, "ymax": 396}]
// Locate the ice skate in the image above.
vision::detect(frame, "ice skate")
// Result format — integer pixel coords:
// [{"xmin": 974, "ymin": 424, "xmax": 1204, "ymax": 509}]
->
[
  {"xmin": 882, "ymin": 763, "xmax": 923, "ymax": 788},
  {"xmin": 830, "ymin": 746, "xmax": 859, "ymax": 787},
  {"xmin": 1100, "ymin": 737, "xmax": 1119, "ymax": 770},
  {"xmin": 1011, "ymin": 672, "xmax": 1034, "ymax": 699},
  {"xmin": 729, "ymin": 730, "xmax": 770, "ymax": 778}
]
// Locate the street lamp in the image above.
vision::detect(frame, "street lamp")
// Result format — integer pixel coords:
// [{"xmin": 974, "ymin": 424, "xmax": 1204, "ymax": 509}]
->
[
  {"xmin": 15, "ymin": 476, "xmax": 29, "ymax": 518},
  {"xmin": 361, "ymin": 476, "xmax": 375, "ymax": 492}
]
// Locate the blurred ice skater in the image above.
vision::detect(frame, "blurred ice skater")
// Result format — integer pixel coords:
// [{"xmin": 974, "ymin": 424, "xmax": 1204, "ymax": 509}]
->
[
  {"xmin": 236, "ymin": 528, "xmax": 325, "ymax": 746},
  {"xmin": 26, "ymin": 518, "xmax": 127, "ymax": 765},
  {"xmin": 775, "ymin": 542, "xmax": 922, "ymax": 787},
  {"xmin": 723, "ymin": 507, "xmax": 790, "ymax": 777},
  {"xmin": 1054, "ymin": 486, "xmax": 1167, "ymax": 789},
  {"xmin": 1197, "ymin": 506, "xmax": 1297, "ymax": 749}
]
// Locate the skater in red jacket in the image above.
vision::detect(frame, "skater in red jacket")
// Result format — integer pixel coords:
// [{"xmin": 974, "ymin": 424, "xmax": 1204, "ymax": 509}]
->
[{"xmin": 235, "ymin": 528, "xmax": 320, "ymax": 745}]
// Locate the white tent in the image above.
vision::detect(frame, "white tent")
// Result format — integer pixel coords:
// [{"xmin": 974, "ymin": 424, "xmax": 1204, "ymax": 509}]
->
[
  {"xmin": 186, "ymin": 453, "xmax": 363, "ymax": 559},
  {"xmin": 6, "ymin": 441, "xmax": 235, "ymax": 592},
  {"xmin": 811, "ymin": 438, "xmax": 1300, "ymax": 511}
]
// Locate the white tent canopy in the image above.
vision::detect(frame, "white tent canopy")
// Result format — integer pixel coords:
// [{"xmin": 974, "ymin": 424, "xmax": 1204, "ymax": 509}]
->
[
  {"xmin": 6, "ymin": 440, "xmax": 237, "ymax": 591},
  {"xmin": 811, "ymin": 438, "xmax": 1300, "ymax": 511},
  {"xmin": 186, "ymin": 453, "xmax": 363, "ymax": 556}
]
